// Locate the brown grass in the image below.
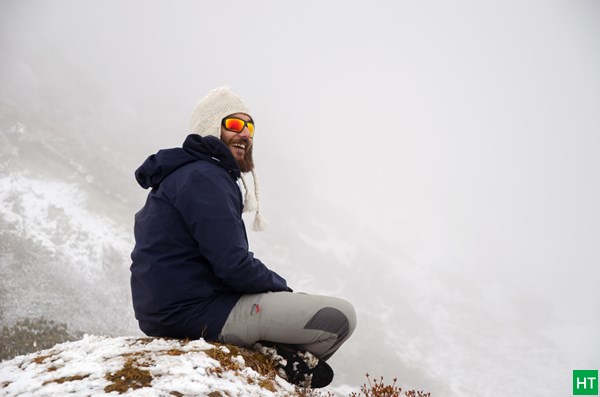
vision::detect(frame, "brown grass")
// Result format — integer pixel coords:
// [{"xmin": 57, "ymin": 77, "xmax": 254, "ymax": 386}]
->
[
  {"xmin": 129, "ymin": 337, "xmax": 155, "ymax": 346},
  {"xmin": 205, "ymin": 343, "xmax": 278, "ymax": 378},
  {"xmin": 258, "ymin": 378, "xmax": 277, "ymax": 392},
  {"xmin": 202, "ymin": 342, "xmax": 286, "ymax": 394},
  {"xmin": 32, "ymin": 353, "xmax": 54, "ymax": 364},
  {"xmin": 42, "ymin": 374, "xmax": 90, "ymax": 386},
  {"xmin": 165, "ymin": 348, "xmax": 186, "ymax": 356},
  {"xmin": 104, "ymin": 356, "xmax": 153, "ymax": 394}
]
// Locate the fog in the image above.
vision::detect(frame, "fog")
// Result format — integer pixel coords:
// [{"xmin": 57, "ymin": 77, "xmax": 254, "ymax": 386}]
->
[{"xmin": 1, "ymin": 0, "xmax": 599, "ymax": 395}]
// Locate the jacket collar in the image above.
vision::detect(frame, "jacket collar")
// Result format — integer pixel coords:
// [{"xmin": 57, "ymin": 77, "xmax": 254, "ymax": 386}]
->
[
  {"xmin": 135, "ymin": 135, "xmax": 240, "ymax": 189},
  {"xmin": 183, "ymin": 134, "xmax": 241, "ymax": 180}
]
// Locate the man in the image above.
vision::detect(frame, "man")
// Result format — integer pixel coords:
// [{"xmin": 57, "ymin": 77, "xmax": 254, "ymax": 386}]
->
[{"xmin": 130, "ymin": 87, "xmax": 356, "ymax": 388}]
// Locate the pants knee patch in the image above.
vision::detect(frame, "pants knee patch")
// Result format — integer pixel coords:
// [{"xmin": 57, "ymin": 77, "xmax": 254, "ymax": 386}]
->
[
  {"xmin": 304, "ymin": 307, "xmax": 350, "ymax": 341},
  {"xmin": 304, "ymin": 307, "xmax": 352, "ymax": 360}
]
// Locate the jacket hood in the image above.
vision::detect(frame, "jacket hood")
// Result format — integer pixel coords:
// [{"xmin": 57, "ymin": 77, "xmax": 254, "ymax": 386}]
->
[{"xmin": 135, "ymin": 135, "xmax": 241, "ymax": 189}]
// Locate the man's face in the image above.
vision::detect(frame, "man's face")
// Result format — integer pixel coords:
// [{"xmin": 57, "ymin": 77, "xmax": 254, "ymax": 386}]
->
[{"xmin": 220, "ymin": 112, "xmax": 255, "ymax": 173}]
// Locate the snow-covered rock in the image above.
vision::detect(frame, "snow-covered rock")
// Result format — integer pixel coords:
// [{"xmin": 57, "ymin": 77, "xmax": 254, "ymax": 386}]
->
[{"xmin": 0, "ymin": 335, "xmax": 301, "ymax": 397}]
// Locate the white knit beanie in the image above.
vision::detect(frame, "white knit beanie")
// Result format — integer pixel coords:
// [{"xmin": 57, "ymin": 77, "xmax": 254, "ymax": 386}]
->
[{"xmin": 189, "ymin": 86, "xmax": 268, "ymax": 231}]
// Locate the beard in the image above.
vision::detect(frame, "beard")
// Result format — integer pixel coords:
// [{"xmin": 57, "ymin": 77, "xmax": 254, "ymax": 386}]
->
[
  {"xmin": 221, "ymin": 135, "xmax": 255, "ymax": 173},
  {"xmin": 237, "ymin": 144, "xmax": 254, "ymax": 173}
]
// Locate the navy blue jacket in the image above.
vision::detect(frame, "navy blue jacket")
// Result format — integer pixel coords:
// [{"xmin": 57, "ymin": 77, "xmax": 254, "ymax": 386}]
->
[{"xmin": 130, "ymin": 134, "xmax": 290, "ymax": 340}]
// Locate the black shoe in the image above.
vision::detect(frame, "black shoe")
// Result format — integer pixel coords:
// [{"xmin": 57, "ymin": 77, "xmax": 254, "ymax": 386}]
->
[{"xmin": 255, "ymin": 343, "xmax": 334, "ymax": 388}]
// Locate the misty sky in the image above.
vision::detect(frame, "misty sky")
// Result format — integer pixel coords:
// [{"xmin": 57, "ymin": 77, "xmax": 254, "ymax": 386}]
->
[{"xmin": 2, "ymin": 0, "xmax": 600, "ymax": 395}]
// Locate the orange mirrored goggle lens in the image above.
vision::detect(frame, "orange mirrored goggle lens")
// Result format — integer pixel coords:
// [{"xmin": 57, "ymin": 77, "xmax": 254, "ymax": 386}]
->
[{"xmin": 223, "ymin": 118, "xmax": 255, "ymax": 137}]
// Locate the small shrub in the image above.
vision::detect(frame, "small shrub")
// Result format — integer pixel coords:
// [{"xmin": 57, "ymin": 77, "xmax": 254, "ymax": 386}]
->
[{"xmin": 349, "ymin": 374, "xmax": 430, "ymax": 397}]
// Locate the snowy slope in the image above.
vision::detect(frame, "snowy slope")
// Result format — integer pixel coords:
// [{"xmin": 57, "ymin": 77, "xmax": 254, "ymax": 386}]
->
[
  {"xmin": 0, "ymin": 124, "xmax": 140, "ymax": 337},
  {"xmin": 0, "ymin": 335, "xmax": 303, "ymax": 396},
  {"xmin": 0, "ymin": 170, "xmax": 138, "ymax": 331}
]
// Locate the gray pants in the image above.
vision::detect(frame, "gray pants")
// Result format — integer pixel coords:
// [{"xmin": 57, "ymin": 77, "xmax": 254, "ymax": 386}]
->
[{"xmin": 219, "ymin": 292, "xmax": 357, "ymax": 361}]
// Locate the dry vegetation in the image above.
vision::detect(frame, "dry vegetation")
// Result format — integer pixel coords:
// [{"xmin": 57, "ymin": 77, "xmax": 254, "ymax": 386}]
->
[
  {"xmin": 43, "ymin": 374, "xmax": 91, "ymax": 386},
  {"xmin": 0, "ymin": 318, "xmax": 82, "ymax": 361},
  {"xmin": 349, "ymin": 374, "xmax": 431, "ymax": 397},
  {"xmin": 104, "ymin": 353, "xmax": 154, "ymax": 393},
  {"xmin": 2, "ymin": 337, "xmax": 431, "ymax": 396}
]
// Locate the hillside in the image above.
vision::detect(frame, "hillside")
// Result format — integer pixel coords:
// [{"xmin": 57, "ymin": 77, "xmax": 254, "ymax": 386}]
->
[
  {"xmin": 1, "ymin": 335, "xmax": 435, "ymax": 397},
  {"xmin": 1, "ymin": 335, "xmax": 312, "ymax": 396}
]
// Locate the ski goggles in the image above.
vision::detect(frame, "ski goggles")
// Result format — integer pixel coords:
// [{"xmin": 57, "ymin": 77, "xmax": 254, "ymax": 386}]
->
[{"xmin": 222, "ymin": 117, "xmax": 255, "ymax": 138}]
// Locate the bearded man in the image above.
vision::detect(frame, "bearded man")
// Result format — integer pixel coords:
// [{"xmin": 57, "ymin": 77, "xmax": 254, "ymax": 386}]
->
[{"xmin": 130, "ymin": 87, "xmax": 356, "ymax": 388}]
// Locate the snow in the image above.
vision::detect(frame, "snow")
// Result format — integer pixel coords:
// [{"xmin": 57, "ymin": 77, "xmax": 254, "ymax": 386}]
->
[
  {"xmin": 0, "ymin": 173, "xmax": 132, "ymax": 280},
  {"xmin": 0, "ymin": 335, "xmax": 301, "ymax": 397},
  {"xmin": 0, "ymin": 168, "xmax": 139, "ymax": 334}
]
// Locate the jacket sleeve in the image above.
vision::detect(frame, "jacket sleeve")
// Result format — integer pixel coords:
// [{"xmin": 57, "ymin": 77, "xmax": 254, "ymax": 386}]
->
[{"xmin": 172, "ymin": 167, "xmax": 290, "ymax": 294}]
